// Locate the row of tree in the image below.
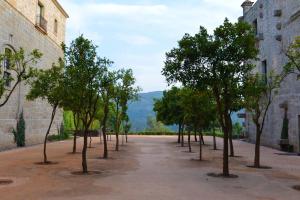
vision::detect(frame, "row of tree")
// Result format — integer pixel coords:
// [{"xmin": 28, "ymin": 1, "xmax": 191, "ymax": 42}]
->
[
  {"xmin": 154, "ymin": 87, "xmax": 216, "ymax": 160},
  {"xmin": 0, "ymin": 36, "xmax": 140, "ymax": 173},
  {"xmin": 158, "ymin": 18, "xmax": 300, "ymax": 177}
]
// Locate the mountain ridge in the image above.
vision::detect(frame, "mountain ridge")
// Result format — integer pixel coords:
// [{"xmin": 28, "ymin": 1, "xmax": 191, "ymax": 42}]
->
[{"xmin": 127, "ymin": 91, "xmax": 243, "ymax": 132}]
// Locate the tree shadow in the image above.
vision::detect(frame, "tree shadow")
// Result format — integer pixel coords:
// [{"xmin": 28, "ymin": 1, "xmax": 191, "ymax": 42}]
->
[
  {"xmin": 207, "ymin": 172, "xmax": 238, "ymax": 178},
  {"xmin": 0, "ymin": 179, "xmax": 13, "ymax": 185},
  {"xmin": 292, "ymin": 185, "xmax": 300, "ymax": 191},
  {"xmin": 246, "ymin": 165, "xmax": 272, "ymax": 169},
  {"xmin": 34, "ymin": 161, "xmax": 59, "ymax": 165},
  {"xmin": 71, "ymin": 171, "xmax": 102, "ymax": 176}
]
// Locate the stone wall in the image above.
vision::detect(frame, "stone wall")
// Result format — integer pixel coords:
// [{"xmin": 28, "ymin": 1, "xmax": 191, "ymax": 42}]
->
[
  {"xmin": 0, "ymin": 0, "xmax": 64, "ymax": 150},
  {"xmin": 5, "ymin": 0, "xmax": 67, "ymax": 46},
  {"xmin": 243, "ymin": 0, "xmax": 300, "ymax": 152}
]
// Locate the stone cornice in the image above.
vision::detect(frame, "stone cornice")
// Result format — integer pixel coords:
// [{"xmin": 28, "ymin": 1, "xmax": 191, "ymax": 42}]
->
[{"xmin": 52, "ymin": 0, "xmax": 69, "ymax": 18}]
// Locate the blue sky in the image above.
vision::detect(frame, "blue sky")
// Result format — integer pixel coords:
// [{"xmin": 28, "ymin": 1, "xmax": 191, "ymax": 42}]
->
[{"xmin": 59, "ymin": 0, "xmax": 245, "ymax": 92}]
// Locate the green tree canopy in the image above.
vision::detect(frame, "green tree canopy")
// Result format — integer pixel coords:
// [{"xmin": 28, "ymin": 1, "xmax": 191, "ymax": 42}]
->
[{"xmin": 162, "ymin": 19, "xmax": 258, "ymax": 176}]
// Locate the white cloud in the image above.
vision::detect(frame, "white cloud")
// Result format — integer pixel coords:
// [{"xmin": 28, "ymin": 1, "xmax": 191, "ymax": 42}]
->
[
  {"xmin": 117, "ymin": 34, "xmax": 155, "ymax": 46},
  {"xmin": 59, "ymin": 0, "xmax": 245, "ymax": 92},
  {"xmin": 83, "ymin": 4, "xmax": 167, "ymax": 16}
]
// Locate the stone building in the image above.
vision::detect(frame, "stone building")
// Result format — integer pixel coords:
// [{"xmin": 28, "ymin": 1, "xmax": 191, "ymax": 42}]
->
[
  {"xmin": 0, "ymin": 0, "xmax": 68, "ymax": 150},
  {"xmin": 241, "ymin": 0, "xmax": 300, "ymax": 152}
]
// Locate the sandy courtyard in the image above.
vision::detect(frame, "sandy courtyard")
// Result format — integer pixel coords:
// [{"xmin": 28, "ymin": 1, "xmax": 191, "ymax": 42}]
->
[{"xmin": 0, "ymin": 136, "xmax": 299, "ymax": 200}]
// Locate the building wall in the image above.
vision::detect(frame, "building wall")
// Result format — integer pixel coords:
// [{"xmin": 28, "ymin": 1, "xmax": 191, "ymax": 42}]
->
[
  {"xmin": 5, "ymin": 0, "xmax": 67, "ymax": 46},
  {"xmin": 0, "ymin": 0, "xmax": 67, "ymax": 150},
  {"xmin": 243, "ymin": 0, "xmax": 300, "ymax": 152}
]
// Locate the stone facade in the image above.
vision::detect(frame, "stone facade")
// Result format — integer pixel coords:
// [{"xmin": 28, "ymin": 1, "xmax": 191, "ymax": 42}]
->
[
  {"xmin": 0, "ymin": 0, "xmax": 68, "ymax": 150},
  {"xmin": 241, "ymin": 0, "xmax": 300, "ymax": 152}
]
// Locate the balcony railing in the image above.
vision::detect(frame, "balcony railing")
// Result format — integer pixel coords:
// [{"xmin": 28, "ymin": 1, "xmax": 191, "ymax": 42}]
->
[{"xmin": 36, "ymin": 15, "xmax": 47, "ymax": 33}]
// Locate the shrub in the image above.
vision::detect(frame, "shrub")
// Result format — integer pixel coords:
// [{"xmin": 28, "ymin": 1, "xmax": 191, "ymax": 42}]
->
[
  {"xmin": 47, "ymin": 131, "xmax": 71, "ymax": 142},
  {"xmin": 13, "ymin": 111, "xmax": 25, "ymax": 147}
]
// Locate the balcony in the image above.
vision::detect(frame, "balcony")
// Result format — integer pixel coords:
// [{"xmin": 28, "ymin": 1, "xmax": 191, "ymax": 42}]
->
[{"xmin": 35, "ymin": 15, "xmax": 47, "ymax": 34}]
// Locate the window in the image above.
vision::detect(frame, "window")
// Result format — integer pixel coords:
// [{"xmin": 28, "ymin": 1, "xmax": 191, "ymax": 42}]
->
[
  {"xmin": 54, "ymin": 19, "xmax": 58, "ymax": 34},
  {"xmin": 3, "ymin": 72, "xmax": 11, "ymax": 87},
  {"xmin": 4, "ymin": 48, "xmax": 12, "ymax": 70},
  {"xmin": 36, "ymin": 2, "xmax": 47, "ymax": 33},
  {"xmin": 2, "ymin": 47, "xmax": 14, "ymax": 87},
  {"xmin": 38, "ymin": 2, "xmax": 44, "ymax": 17},
  {"xmin": 262, "ymin": 60, "xmax": 267, "ymax": 84},
  {"xmin": 253, "ymin": 19, "xmax": 258, "ymax": 35}
]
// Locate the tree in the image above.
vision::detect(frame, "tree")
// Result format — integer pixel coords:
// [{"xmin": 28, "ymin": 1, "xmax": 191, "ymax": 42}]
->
[
  {"xmin": 145, "ymin": 116, "xmax": 171, "ymax": 132},
  {"xmin": 162, "ymin": 19, "xmax": 258, "ymax": 176},
  {"xmin": 154, "ymin": 87, "xmax": 185, "ymax": 144},
  {"xmin": 285, "ymin": 36, "xmax": 300, "ymax": 75},
  {"xmin": 112, "ymin": 69, "xmax": 139, "ymax": 151},
  {"xmin": 27, "ymin": 60, "xmax": 65, "ymax": 164},
  {"xmin": 64, "ymin": 36, "xmax": 105, "ymax": 173},
  {"xmin": 243, "ymin": 72, "xmax": 282, "ymax": 168},
  {"xmin": 123, "ymin": 115, "xmax": 131, "ymax": 143},
  {"xmin": 0, "ymin": 48, "xmax": 42, "ymax": 107},
  {"xmin": 100, "ymin": 68, "xmax": 117, "ymax": 158},
  {"xmin": 180, "ymin": 88, "xmax": 215, "ymax": 159},
  {"xmin": 119, "ymin": 69, "xmax": 140, "ymax": 144}
]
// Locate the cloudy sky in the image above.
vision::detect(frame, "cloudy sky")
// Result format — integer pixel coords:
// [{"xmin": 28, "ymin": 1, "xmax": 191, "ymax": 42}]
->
[{"xmin": 59, "ymin": 0, "xmax": 246, "ymax": 92}]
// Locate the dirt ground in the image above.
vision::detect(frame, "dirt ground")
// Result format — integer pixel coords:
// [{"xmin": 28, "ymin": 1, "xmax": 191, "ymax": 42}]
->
[{"xmin": 0, "ymin": 135, "xmax": 299, "ymax": 200}]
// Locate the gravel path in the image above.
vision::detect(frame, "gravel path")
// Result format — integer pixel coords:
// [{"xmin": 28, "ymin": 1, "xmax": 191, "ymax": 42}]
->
[{"xmin": 0, "ymin": 136, "xmax": 299, "ymax": 200}]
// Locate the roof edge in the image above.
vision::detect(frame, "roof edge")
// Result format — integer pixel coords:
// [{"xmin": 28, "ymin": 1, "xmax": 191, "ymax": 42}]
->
[{"xmin": 52, "ymin": 0, "xmax": 69, "ymax": 18}]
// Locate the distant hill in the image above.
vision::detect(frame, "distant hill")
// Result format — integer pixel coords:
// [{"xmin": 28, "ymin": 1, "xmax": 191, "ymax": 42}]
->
[
  {"xmin": 127, "ymin": 91, "xmax": 163, "ymax": 132},
  {"xmin": 127, "ymin": 91, "xmax": 244, "ymax": 132}
]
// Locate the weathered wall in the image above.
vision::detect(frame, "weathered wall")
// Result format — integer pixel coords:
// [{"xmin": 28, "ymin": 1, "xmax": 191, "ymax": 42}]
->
[
  {"xmin": 0, "ymin": 0, "xmax": 65, "ymax": 150},
  {"xmin": 243, "ymin": 0, "xmax": 300, "ymax": 152}
]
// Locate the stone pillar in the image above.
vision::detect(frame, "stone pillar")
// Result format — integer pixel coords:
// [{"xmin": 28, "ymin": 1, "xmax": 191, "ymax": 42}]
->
[{"xmin": 241, "ymin": 0, "xmax": 254, "ymax": 15}]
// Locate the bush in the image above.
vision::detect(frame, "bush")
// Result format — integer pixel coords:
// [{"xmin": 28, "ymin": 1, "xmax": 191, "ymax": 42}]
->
[
  {"xmin": 48, "ymin": 130, "xmax": 71, "ymax": 142},
  {"xmin": 13, "ymin": 111, "xmax": 26, "ymax": 147},
  {"xmin": 129, "ymin": 132, "xmax": 177, "ymax": 136},
  {"xmin": 281, "ymin": 117, "xmax": 289, "ymax": 140},
  {"xmin": 233, "ymin": 122, "xmax": 244, "ymax": 137}
]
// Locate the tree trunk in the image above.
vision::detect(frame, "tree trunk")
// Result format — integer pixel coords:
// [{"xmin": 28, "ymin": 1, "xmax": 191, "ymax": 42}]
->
[
  {"xmin": 43, "ymin": 104, "xmax": 57, "ymax": 163},
  {"xmin": 72, "ymin": 112, "xmax": 79, "ymax": 154},
  {"xmin": 102, "ymin": 102, "xmax": 109, "ymax": 159},
  {"xmin": 181, "ymin": 124, "xmax": 185, "ymax": 147},
  {"xmin": 188, "ymin": 131, "xmax": 191, "ymax": 152},
  {"xmin": 115, "ymin": 127, "xmax": 119, "ymax": 151},
  {"xmin": 115, "ymin": 132, "xmax": 119, "ymax": 151},
  {"xmin": 177, "ymin": 124, "xmax": 181, "ymax": 144},
  {"xmin": 72, "ymin": 131, "xmax": 77, "ymax": 153},
  {"xmin": 199, "ymin": 129, "xmax": 203, "ymax": 161},
  {"xmin": 229, "ymin": 117, "xmax": 235, "ymax": 157},
  {"xmin": 89, "ymin": 135, "xmax": 92, "ymax": 148},
  {"xmin": 254, "ymin": 124, "xmax": 261, "ymax": 168},
  {"xmin": 223, "ymin": 115, "xmax": 230, "ymax": 176},
  {"xmin": 82, "ymin": 128, "xmax": 88, "ymax": 173},
  {"xmin": 194, "ymin": 130, "xmax": 198, "ymax": 142},
  {"xmin": 125, "ymin": 132, "xmax": 128, "ymax": 143},
  {"xmin": 200, "ymin": 131, "xmax": 205, "ymax": 145},
  {"xmin": 212, "ymin": 122, "xmax": 217, "ymax": 150}
]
